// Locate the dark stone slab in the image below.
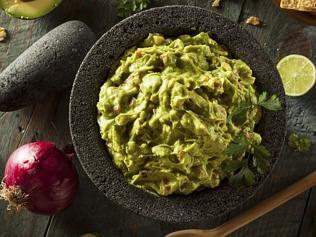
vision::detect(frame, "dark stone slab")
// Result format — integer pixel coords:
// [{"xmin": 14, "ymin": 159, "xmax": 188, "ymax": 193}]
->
[
  {"xmin": 0, "ymin": 20, "xmax": 96, "ymax": 111},
  {"xmin": 70, "ymin": 6, "xmax": 286, "ymax": 224}
]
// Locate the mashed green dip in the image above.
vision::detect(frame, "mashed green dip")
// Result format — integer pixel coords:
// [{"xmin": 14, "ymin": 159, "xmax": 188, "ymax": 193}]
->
[{"xmin": 97, "ymin": 32, "xmax": 262, "ymax": 196}]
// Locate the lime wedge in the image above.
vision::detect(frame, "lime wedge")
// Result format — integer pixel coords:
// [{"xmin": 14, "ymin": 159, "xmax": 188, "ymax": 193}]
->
[{"xmin": 277, "ymin": 54, "xmax": 316, "ymax": 96}]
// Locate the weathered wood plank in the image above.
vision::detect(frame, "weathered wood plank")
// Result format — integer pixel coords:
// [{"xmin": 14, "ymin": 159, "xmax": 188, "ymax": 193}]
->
[
  {"xmin": 0, "ymin": 89, "xmax": 76, "ymax": 237},
  {"xmin": 0, "ymin": 106, "xmax": 50, "ymax": 237},
  {"xmin": 0, "ymin": 0, "xmax": 116, "ymax": 73},
  {"xmin": 44, "ymin": 0, "xmax": 245, "ymax": 236},
  {"xmin": 226, "ymin": 1, "xmax": 316, "ymax": 236},
  {"xmin": 0, "ymin": 18, "xmax": 40, "ymax": 228},
  {"xmin": 0, "ymin": 12, "xmax": 11, "ymax": 71},
  {"xmin": 151, "ymin": 0, "xmax": 191, "ymax": 7},
  {"xmin": 0, "ymin": 3, "xmax": 76, "ymax": 236},
  {"xmin": 2, "ymin": 0, "xmax": 315, "ymax": 236},
  {"xmin": 46, "ymin": 160, "xmax": 166, "ymax": 237},
  {"xmin": 300, "ymin": 189, "xmax": 316, "ymax": 237},
  {"xmin": 295, "ymin": 27, "xmax": 316, "ymax": 237},
  {"xmin": 189, "ymin": 0, "xmax": 245, "ymax": 22}
]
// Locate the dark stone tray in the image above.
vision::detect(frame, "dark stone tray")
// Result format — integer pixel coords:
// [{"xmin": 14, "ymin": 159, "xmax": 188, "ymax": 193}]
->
[{"xmin": 70, "ymin": 5, "xmax": 286, "ymax": 223}]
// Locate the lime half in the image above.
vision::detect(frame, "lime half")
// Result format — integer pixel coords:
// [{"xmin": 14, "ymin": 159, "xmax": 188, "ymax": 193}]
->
[{"xmin": 277, "ymin": 54, "xmax": 316, "ymax": 96}]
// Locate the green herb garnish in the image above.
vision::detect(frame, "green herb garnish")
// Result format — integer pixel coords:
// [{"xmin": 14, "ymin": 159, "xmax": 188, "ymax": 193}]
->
[
  {"xmin": 253, "ymin": 144, "xmax": 270, "ymax": 174},
  {"xmin": 225, "ymin": 135, "xmax": 251, "ymax": 156},
  {"xmin": 258, "ymin": 92, "xmax": 282, "ymax": 111},
  {"xmin": 221, "ymin": 159, "xmax": 255, "ymax": 186},
  {"xmin": 116, "ymin": 0, "xmax": 150, "ymax": 17},
  {"xmin": 228, "ymin": 101, "xmax": 252, "ymax": 125},
  {"xmin": 228, "ymin": 92, "xmax": 281, "ymax": 125},
  {"xmin": 288, "ymin": 133, "xmax": 311, "ymax": 152},
  {"xmin": 223, "ymin": 135, "xmax": 271, "ymax": 187},
  {"xmin": 223, "ymin": 92, "xmax": 281, "ymax": 186}
]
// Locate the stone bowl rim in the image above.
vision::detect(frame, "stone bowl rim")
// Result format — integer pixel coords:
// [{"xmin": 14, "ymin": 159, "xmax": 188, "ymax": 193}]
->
[{"xmin": 69, "ymin": 5, "xmax": 287, "ymax": 224}]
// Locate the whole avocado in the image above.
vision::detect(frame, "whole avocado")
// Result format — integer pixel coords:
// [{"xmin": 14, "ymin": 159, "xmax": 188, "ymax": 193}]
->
[{"xmin": 0, "ymin": 20, "xmax": 96, "ymax": 111}]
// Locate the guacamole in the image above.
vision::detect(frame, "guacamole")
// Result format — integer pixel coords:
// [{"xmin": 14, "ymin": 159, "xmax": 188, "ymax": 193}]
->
[{"xmin": 97, "ymin": 32, "xmax": 262, "ymax": 196}]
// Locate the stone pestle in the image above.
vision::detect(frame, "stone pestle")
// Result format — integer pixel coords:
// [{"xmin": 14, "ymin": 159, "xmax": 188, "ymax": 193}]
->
[{"xmin": 0, "ymin": 20, "xmax": 96, "ymax": 111}]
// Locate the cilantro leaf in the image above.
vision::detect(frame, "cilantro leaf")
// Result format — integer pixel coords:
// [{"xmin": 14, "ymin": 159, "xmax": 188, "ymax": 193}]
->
[
  {"xmin": 228, "ymin": 168, "xmax": 245, "ymax": 187},
  {"xmin": 288, "ymin": 133, "xmax": 312, "ymax": 152},
  {"xmin": 116, "ymin": 0, "xmax": 150, "ymax": 17},
  {"xmin": 222, "ymin": 159, "xmax": 255, "ymax": 187},
  {"xmin": 221, "ymin": 159, "xmax": 244, "ymax": 173},
  {"xmin": 228, "ymin": 166, "xmax": 256, "ymax": 186},
  {"xmin": 225, "ymin": 135, "xmax": 251, "ymax": 156},
  {"xmin": 225, "ymin": 160, "xmax": 255, "ymax": 187},
  {"xmin": 241, "ymin": 166, "xmax": 256, "ymax": 186},
  {"xmin": 254, "ymin": 144, "xmax": 271, "ymax": 158},
  {"xmin": 224, "ymin": 135, "xmax": 272, "ymax": 186},
  {"xmin": 258, "ymin": 92, "xmax": 282, "ymax": 111},
  {"xmin": 253, "ymin": 144, "xmax": 270, "ymax": 174},
  {"xmin": 228, "ymin": 101, "xmax": 252, "ymax": 125}
]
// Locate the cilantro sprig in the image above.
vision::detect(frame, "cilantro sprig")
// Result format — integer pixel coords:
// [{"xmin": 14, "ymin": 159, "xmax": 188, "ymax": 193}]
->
[
  {"xmin": 227, "ymin": 101, "xmax": 252, "ymax": 125},
  {"xmin": 221, "ymin": 159, "xmax": 255, "ymax": 186},
  {"xmin": 288, "ymin": 133, "xmax": 311, "ymax": 152},
  {"xmin": 257, "ymin": 92, "xmax": 282, "ymax": 111},
  {"xmin": 228, "ymin": 92, "xmax": 282, "ymax": 125},
  {"xmin": 224, "ymin": 92, "xmax": 282, "ymax": 186},
  {"xmin": 225, "ymin": 135, "xmax": 251, "ymax": 156},
  {"xmin": 222, "ymin": 134, "xmax": 271, "ymax": 187},
  {"xmin": 253, "ymin": 144, "xmax": 270, "ymax": 174},
  {"xmin": 116, "ymin": 0, "xmax": 150, "ymax": 17}
]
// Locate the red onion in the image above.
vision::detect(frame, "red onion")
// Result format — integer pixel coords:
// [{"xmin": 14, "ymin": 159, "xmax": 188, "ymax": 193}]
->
[{"xmin": 0, "ymin": 142, "xmax": 79, "ymax": 215}]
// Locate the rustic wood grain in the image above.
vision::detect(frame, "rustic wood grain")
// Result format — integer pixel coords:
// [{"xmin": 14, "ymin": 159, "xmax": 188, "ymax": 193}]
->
[
  {"xmin": 0, "ymin": 0, "xmax": 315, "ymax": 236},
  {"xmin": 0, "ymin": 89, "xmax": 74, "ymax": 237},
  {"xmin": 224, "ymin": 1, "xmax": 316, "ymax": 237},
  {"xmin": 45, "ymin": 1, "xmax": 244, "ymax": 236},
  {"xmin": 189, "ymin": 0, "xmax": 246, "ymax": 22},
  {"xmin": 0, "ymin": 106, "xmax": 47, "ymax": 237},
  {"xmin": 43, "ymin": 0, "xmax": 247, "ymax": 236},
  {"xmin": 300, "ymin": 189, "xmax": 316, "ymax": 237},
  {"xmin": 272, "ymin": 0, "xmax": 316, "ymax": 26},
  {"xmin": 0, "ymin": 3, "xmax": 75, "ymax": 237},
  {"xmin": 0, "ymin": 0, "xmax": 111, "ymax": 235}
]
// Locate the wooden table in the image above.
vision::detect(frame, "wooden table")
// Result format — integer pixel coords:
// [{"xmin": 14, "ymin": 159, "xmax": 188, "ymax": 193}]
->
[{"xmin": 0, "ymin": 0, "xmax": 315, "ymax": 236}]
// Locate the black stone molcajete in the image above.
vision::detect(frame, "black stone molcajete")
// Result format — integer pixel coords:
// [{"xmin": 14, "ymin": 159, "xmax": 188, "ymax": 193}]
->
[
  {"xmin": 0, "ymin": 20, "xmax": 96, "ymax": 111},
  {"xmin": 70, "ymin": 6, "xmax": 286, "ymax": 223}
]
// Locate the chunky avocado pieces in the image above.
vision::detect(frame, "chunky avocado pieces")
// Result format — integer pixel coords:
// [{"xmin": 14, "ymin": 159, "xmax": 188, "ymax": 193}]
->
[
  {"xmin": 97, "ymin": 33, "xmax": 282, "ymax": 196},
  {"xmin": 0, "ymin": 0, "xmax": 62, "ymax": 20}
]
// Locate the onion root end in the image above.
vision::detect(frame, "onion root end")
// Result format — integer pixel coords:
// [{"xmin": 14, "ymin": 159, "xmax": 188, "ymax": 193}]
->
[{"xmin": 0, "ymin": 181, "xmax": 28, "ymax": 211}]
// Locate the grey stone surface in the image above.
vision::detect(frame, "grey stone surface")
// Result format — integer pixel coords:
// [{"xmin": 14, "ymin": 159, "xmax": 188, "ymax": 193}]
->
[
  {"xmin": 70, "ymin": 6, "xmax": 287, "ymax": 223},
  {"xmin": 0, "ymin": 20, "xmax": 96, "ymax": 111}
]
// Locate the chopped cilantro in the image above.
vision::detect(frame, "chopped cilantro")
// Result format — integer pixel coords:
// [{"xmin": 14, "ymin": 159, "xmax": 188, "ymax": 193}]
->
[
  {"xmin": 288, "ymin": 133, "xmax": 311, "ymax": 152},
  {"xmin": 223, "ymin": 134, "xmax": 272, "ymax": 186},
  {"xmin": 258, "ymin": 92, "xmax": 282, "ymax": 111},
  {"xmin": 116, "ymin": 0, "xmax": 150, "ymax": 17}
]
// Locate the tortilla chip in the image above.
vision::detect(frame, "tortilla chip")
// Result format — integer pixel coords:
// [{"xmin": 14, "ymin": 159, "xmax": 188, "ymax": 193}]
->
[
  {"xmin": 0, "ymin": 27, "xmax": 7, "ymax": 42},
  {"xmin": 212, "ymin": 0, "xmax": 221, "ymax": 8},
  {"xmin": 299, "ymin": 0, "xmax": 316, "ymax": 9},
  {"xmin": 245, "ymin": 16, "xmax": 261, "ymax": 26},
  {"xmin": 299, "ymin": 8, "xmax": 316, "ymax": 12},
  {"xmin": 280, "ymin": 0, "xmax": 316, "ymax": 11},
  {"xmin": 280, "ymin": 0, "xmax": 300, "ymax": 10}
]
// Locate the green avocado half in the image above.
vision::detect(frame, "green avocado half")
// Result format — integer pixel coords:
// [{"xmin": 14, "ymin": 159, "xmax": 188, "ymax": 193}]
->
[{"xmin": 0, "ymin": 0, "xmax": 62, "ymax": 20}]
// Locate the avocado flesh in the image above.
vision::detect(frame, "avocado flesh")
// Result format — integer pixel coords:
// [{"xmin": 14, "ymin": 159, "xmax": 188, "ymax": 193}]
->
[
  {"xmin": 0, "ymin": 0, "xmax": 62, "ymax": 19},
  {"xmin": 97, "ymin": 32, "xmax": 262, "ymax": 196}
]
